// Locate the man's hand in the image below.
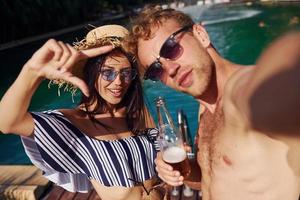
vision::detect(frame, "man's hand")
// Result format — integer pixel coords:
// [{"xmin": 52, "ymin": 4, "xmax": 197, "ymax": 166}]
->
[{"xmin": 155, "ymin": 152, "xmax": 184, "ymax": 186}]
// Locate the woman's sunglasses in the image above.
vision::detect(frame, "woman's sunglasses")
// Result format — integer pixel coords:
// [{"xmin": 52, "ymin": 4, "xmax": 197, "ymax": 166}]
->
[
  {"xmin": 100, "ymin": 67, "xmax": 137, "ymax": 83},
  {"xmin": 143, "ymin": 25, "xmax": 193, "ymax": 81}
]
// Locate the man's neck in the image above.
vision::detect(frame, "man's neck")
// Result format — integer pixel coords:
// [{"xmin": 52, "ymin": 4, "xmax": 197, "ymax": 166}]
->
[{"xmin": 196, "ymin": 49, "xmax": 242, "ymax": 113}]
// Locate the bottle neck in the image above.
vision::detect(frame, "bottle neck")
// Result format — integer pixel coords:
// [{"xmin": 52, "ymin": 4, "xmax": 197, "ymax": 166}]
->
[{"xmin": 156, "ymin": 101, "xmax": 175, "ymax": 128}]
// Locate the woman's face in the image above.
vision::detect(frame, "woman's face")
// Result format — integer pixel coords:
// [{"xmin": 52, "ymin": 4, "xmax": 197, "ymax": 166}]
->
[{"xmin": 97, "ymin": 51, "xmax": 136, "ymax": 107}]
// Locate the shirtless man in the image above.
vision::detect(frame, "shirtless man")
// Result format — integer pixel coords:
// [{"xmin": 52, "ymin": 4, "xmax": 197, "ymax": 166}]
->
[{"xmin": 126, "ymin": 5, "xmax": 300, "ymax": 200}]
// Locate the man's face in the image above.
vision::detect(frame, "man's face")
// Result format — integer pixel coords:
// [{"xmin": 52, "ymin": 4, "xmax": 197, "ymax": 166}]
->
[{"xmin": 137, "ymin": 19, "xmax": 214, "ymax": 98}]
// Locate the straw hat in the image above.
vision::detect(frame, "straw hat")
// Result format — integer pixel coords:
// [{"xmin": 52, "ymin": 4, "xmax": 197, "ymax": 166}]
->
[
  {"xmin": 72, "ymin": 24, "xmax": 129, "ymax": 79},
  {"xmin": 49, "ymin": 24, "xmax": 129, "ymax": 97},
  {"xmin": 74, "ymin": 24, "xmax": 129, "ymax": 50}
]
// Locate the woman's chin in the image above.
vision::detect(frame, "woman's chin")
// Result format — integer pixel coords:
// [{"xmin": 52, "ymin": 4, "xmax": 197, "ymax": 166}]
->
[{"xmin": 106, "ymin": 98, "xmax": 123, "ymax": 107}]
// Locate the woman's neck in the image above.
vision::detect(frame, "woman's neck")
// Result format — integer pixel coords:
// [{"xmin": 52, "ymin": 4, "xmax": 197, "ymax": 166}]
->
[{"xmin": 78, "ymin": 103, "xmax": 127, "ymax": 118}]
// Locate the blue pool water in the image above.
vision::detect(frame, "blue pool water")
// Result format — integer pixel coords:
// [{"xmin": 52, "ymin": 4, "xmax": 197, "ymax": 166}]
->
[{"xmin": 0, "ymin": 2, "xmax": 300, "ymax": 164}]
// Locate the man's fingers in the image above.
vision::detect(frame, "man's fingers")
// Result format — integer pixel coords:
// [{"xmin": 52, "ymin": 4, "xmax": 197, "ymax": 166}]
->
[
  {"xmin": 154, "ymin": 152, "xmax": 184, "ymax": 186},
  {"xmin": 156, "ymin": 165, "xmax": 180, "ymax": 178},
  {"xmin": 155, "ymin": 159, "xmax": 173, "ymax": 173},
  {"xmin": 155, "ymin": 162, "xmax": 181, "ymax": 180},
  {"xmin": 157, "ymin": 169, "xmax": 184, "ymax": 186},
  {"xmin": 183, "ymin": 143, "xmax": 192, "ymax": 153},
  {"xmin": 80, "ymin": 45, "xmax": 114, "ymax": 59},
  {"xmin": 155, "ymin": 152, "xmax": 173, "ymax": 171}
]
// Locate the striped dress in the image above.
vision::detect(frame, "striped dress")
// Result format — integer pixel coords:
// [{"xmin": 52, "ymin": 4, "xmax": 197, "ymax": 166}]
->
[{"xmin": 21, "ymin": 110, "xmax": 159, "ymax": 193}]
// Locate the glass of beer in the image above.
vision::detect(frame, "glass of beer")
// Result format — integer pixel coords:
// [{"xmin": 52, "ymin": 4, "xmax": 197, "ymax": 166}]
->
[{"xmin": 158, "ymin": 123, "xmax": 191, "ymax": 177}]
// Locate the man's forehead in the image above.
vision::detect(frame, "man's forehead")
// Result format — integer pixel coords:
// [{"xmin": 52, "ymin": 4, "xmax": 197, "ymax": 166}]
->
[{"xmin": 147, "ymin": 20, "xmax": 182, "ymax": 41}]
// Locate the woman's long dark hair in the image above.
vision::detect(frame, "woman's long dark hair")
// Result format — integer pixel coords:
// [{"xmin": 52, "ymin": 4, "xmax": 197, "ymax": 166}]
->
[{"xmin": 79, "ymin": 47, "xmax": 146, "ymax": 134}]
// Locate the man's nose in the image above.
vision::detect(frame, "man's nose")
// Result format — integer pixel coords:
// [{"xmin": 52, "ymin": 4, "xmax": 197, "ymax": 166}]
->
[{"xmin": 160, "ymin": 58, "xmax": 180, "ymax": 78}]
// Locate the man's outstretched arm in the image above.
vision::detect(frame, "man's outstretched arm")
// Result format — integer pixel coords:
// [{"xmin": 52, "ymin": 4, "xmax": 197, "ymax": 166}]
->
[{"xmin": 235, "ymin": 31, "xmax": 300, "ymax": 135}]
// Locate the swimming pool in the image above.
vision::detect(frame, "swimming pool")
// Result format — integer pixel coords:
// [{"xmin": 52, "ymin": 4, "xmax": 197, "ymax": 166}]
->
[{"xmin": 0, "ymin": 2, "xmax": 299, "ymax": 164}]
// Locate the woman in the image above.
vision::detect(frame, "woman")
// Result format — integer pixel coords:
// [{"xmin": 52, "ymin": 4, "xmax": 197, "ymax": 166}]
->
[{"xmin": 0, "ymin": 25, "xmax": 162, "ymax": 200}]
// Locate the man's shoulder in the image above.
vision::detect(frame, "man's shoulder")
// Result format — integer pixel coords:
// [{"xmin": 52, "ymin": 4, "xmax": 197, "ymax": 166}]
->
[
  {"xmin": 225, "ymin": 66, "xmax": 255, "ymax": 98},
  {"xmin": 222, "ymin": 66, "xmax": 255, "ymax": 126}
]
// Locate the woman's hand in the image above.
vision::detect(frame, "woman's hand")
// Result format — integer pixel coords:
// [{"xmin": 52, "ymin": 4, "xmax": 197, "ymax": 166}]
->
[
  {"xmin": 24, "ymin": 39, "xmax": 114, "ymax": 96},
  {"xmin": 154, "ymin": 152, "xmax": 184, "ymax": 186}
]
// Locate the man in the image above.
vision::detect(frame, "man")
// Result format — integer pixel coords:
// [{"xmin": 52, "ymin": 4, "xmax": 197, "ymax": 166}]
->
[{"xmin": 126, "ymin": 5, "xmax": 300, "ymax": 200}]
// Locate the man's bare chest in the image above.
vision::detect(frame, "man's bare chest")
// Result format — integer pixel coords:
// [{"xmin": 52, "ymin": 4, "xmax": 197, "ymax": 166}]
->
[{"xmin": 197, "ymin": 108, "xmax": 225, "ymax": 170}]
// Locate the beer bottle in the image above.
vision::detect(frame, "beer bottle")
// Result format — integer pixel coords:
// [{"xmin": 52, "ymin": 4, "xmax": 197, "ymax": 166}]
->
[
  {"xmin": 156, "ymin": 97, "xmax": 175, "ymax": 128},
  {"xmin": 177, "ymin": 109, "xmax": 194, "ymax": 197},
  {"xmin": 155, "ymin": 97, "xmax": 191, "ymax": 177}
]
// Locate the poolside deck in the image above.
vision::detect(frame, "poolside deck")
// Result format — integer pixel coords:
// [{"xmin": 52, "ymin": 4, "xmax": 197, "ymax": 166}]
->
[
  {"xmin": 43, "ymin": 186, "xmax": 101, "ymax": 200},
  {"xmin": 44, "ymin": 185, "xmax": 201, "ymax": 200},
  {"xmin": 0, "ymin": 165, "xmax": 51, "ymax": 200},
  {"xmin": 0, "ymin": 165, "xmax": 201, "ymax": 200}
]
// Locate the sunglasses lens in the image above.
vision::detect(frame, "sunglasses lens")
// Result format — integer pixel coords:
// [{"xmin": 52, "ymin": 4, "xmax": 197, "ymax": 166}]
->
[
  {"xmin": 101, "ymin": 68, "xmax": 136, "ymax": 82},
  {"xmin": 121, "ymin": 69, "xmax": 137, "ymax": 82},
  {"xmin": 144, "ymin": 62, "xmax": 163, "ymax": 81},
  {"xmin": 101, "ymin": 69, "xmax": 116, "ymax": 81},
  {"xmin": 160, "ymin": 38, "xmax": 183, "ymax": 60}
]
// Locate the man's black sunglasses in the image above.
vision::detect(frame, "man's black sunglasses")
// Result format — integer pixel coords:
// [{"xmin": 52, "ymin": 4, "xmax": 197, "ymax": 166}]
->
[{"xmin": 143, "ymin": 25, "xmax": 193, "ymax": 81}]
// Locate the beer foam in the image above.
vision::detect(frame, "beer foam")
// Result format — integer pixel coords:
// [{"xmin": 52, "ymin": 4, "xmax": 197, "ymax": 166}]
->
[{"xmin": 163, "ymin": 146, "xmax": 186, "ymax": 163}]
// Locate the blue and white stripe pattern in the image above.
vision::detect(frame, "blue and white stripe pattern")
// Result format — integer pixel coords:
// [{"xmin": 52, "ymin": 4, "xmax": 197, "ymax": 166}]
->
[{"xmin": 21, "ymin": 110, "xmax": 158, "ymax": 191}]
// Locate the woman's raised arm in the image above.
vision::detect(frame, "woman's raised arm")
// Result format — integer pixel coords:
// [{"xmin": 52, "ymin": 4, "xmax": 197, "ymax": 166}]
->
[{"xmin": 0, "ymin": 39, "xmax": 113, "ymax": 136}]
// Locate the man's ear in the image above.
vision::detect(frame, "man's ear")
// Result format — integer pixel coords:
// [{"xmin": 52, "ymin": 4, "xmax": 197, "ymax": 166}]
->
[{"xmin": 193, "ymin": 24, "xmax": 211, "ymax": 48}]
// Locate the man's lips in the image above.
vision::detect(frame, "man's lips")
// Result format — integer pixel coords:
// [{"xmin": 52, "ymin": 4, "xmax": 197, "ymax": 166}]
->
[{"xmin": 177, "ymin": 69, "xmax": 193, "ymax": 87}]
